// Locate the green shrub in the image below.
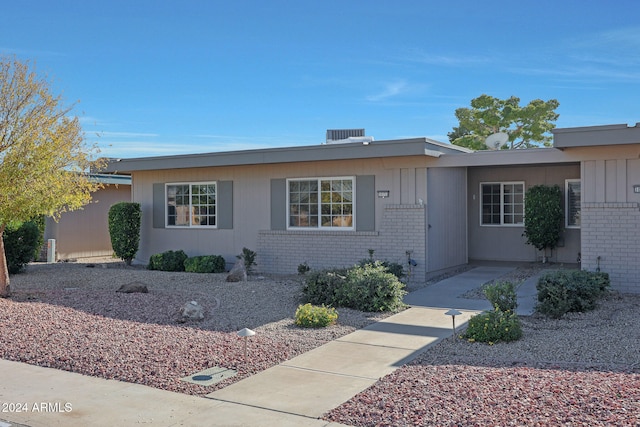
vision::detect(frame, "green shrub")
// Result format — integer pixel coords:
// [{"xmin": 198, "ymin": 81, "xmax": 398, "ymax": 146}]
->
[
  {"xmin": 462, "ymin": 309, "xmax": 523, "ymax": 344},
  {"xmin": 297, "ymin": 262, "xmax": 311, "ymax": 275},
  {"xmin": 108, "ymin": 202, "xmax": 141, "ymax": 265},
  {"xmin": 148, "ymin": 250, "xmax": 188, "ymax": 272},
  {"xmin": 184, "ymin": 255, "xmax": 226, "ymax": 273},
  {"xmin": 522, "ymin": 185, "xmax": 564, "ymax": 256},
  {"xmin": 237, "ymin": 247, "xmax": 257, "ymax": 274},
  {"xmin": 536, "ymin": 270, "xmax": 610, "ymax": 318},
  {"xmin": 484, "ymin": 281, "xmax": 518, "ymax": 312},
  {"xmin": 3, "ymin": 221, "xmax": 41, "ymax": 274},
  {"xmin": 302, "ymin": 269, "xmax": 348, "ymax": 306},
  {"xmin": 294, "ymin": 303, "xmax": 338, "ymax": 328},
  {"xmin": 338, "ymin": 262, "xmax": 407, "ymax": 312},
  {"xmin": 358, "ymin": 249, "xmax": 405, "ymax": 279}
]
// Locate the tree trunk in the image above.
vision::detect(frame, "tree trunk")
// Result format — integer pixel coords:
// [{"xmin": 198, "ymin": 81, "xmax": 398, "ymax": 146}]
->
[{"xmin": 0, "ymin": 225, "xmax": 10, "ymax": 298}]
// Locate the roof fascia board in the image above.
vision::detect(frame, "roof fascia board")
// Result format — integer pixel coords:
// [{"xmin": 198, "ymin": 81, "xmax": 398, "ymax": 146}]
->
[
  {"xmin": 431, "ymin": 148, "xmax": 575, "ymax": 167},
  {"xmin": 553, "ymin": 123, "xmax": 640, "ymax": 148},
  {"xmin": 105, "ymin": 138, "xmax": 463, "ymax": 173}
]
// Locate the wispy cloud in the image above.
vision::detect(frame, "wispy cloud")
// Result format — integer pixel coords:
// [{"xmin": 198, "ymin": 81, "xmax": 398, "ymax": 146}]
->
[
  {"xmin": 400, "ymin": 48, "xmax": 493, "ymax": 67},
  {"xmin": 365, "ymin": 79, "xmax": 429, "ymax": 103}
]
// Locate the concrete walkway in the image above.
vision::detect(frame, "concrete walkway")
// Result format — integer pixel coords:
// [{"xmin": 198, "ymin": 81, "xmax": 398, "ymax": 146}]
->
[{"xmin": 0, "ymin": 265, "xmax": 530, "ymax": 427}]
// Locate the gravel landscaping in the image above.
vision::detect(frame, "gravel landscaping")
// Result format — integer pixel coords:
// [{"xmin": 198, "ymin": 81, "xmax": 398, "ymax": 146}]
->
[{"xmin": 1, "ymin": 259, "xmax": 639, "ymax": 426}]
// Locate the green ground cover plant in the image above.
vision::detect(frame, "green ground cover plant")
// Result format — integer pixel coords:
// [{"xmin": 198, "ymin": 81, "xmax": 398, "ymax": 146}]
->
[{"xmin": 294, "ymin": 303, "xmax": 338, "ymax": 328}]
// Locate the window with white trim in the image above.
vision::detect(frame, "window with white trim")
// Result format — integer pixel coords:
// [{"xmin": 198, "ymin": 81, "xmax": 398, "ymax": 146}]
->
[
  {"xmin": 480, "ymin": 182, "xmax": 524, "ymax": 226},
  {"xmin": 166, "ymin": 182, "xmax": 217, "ymax": 227},
  {"xmin": 287, "ymin": 177, "xmax": 354, "ymax": 229},
  {"xmin": 565, "ymin": 179, "xmax": 581, "ymax": 228}
]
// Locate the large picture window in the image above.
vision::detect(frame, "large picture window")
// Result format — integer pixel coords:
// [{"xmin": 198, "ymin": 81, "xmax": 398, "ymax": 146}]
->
[
  {"xmin": 566, "ymin": 179, "xmax": 581, "ymax": 228},
  {"xmin": 166, "ymin": 182, "xmax": 217, "ymax": 227},
  {"xmin": 480, "ymin": 182, "xmax": 524, "ymax": 226},
  {"xmin": 288, "ymin": 177, "xmax": 354, "ymax": 229}
]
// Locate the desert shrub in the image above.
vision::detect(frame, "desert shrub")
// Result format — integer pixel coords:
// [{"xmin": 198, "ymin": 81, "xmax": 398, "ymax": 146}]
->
[
  {"xmin": 484, "ymin": 281, "xmax": 518, "ymax": 312},
  {"xmin": 302, "ymin": 269, "xmax": 348, "ymax": 306},
  {"xmin": 3, "ymin": 221, "xmax": 41, "ymax": 274},
  {"xmin": 297, "ymin": 262, "xmax": 311, "ymax": 275},
  {"xmin": 536, "ymin": 270, "xmax": 610, "ymax": 318},
  {"xmin": 108, "ymin": 202, "xmax": 141, "ymax": 265},
  {"xmin": 338, "ymin": 262, "xmax": 407, "ymax": 312},
  {"xmin": 147, "ymin": 250, "xmax": 188, "ymax": 272},
  {"xmin": 358, "ymin": 249, "xmax": 405, "ymax": 279},
  {"xmin": 184, "ymin": 255, "xmax": 226, "ymax": 273},
  {"xmin": 237, "ymin": 247, "xmax": 257, "ymax": 274},
  {"xmin": 462, "ymin": 309, "xmax": 523, "ymax": 344},
  {"xmin": 294, "ymin": 303, "xmax": 338, "ymax": 328}
]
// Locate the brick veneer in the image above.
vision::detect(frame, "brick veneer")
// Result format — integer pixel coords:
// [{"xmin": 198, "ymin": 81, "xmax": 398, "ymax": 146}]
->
[
  {"xmin": 581, "ymin": 202, "xmax": 640, "ymax": 293},
  {"xmin": 257, "ymin": 204, "xmax": 427, "ymax": 282}
]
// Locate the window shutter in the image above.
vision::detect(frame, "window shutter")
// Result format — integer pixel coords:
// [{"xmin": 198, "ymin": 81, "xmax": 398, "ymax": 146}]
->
[
  {"xmin": 218, "ymin": 181, "xmax": 233, "ymax": 229},
  {"xmin": 356, "ymin": 175, "xmax": 375, "ymax": 231},
  {"xmin": 152, "ymin": 183, "xmax": 165, "ymax": 228},
  {"xmin": 271, "ymin": 179, "xmax": 286, "ymax": 230}
]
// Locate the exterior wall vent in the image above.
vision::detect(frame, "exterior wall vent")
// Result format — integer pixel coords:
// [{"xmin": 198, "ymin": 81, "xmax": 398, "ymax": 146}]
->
[{"xmin": 325, "ymin": 129, "xmax": 373, "ymax": 144}]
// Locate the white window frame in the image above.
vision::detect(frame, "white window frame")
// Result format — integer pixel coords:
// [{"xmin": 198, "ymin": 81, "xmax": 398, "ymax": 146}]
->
[
  {"xmin": 479, "ymin": 181, "xmax": 525, "ymax": 227},
  {"xmin": 165, "ymin": 182, "xmax": 217, "ymax": 228},
  {"xmin": 565, "ymin": 179, "xmax": 581, "ymax": 229},
  {"xmin": 286, "ymin": 176, "xmax": 355, "ymax": 231}
]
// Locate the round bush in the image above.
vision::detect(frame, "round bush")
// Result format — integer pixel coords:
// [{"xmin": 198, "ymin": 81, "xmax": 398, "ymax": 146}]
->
[
  {"xmin": 295, "ymin": 303, "xmax": 338, "ymax": 328},
  {"xmin": 462, "ymin": 309, "xmax": 523, "ymax": 344}
]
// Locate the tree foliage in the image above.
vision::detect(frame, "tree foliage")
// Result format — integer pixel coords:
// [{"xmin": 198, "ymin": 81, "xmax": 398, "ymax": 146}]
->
[
  {"xmin": 449, "ymin": 94, "xmax": 560, "ymax": 150},
  {"xmin": 0, "ymin": 56, "xmax": 103, "ymax": 296},
  {"xmin": 522, "ymin": 185, "xmax": 564, "ymax": 257}
]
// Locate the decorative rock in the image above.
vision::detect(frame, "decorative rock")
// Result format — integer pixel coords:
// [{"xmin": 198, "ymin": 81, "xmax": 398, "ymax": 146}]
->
[
  {"xmin": 116, "ymin": 282, "xmax": 149, "ymax": 293},
  {"xmin": 226, "ymin": 261, "xmax": 247, "ymax": 282},
  {"xmin": 180, "ymin": 300, "xmax": 205, "ymax": 321}
]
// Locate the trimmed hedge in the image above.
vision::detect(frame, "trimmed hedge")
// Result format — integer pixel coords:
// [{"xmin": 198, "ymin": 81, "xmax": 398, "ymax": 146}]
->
[
  {"xmin": 3, "ymin": 221, "xmax": 41, "ymax": 274},
  {"xmin": 184, "ymin": 255, "xmax": 226, "ymax": 273},
  {"xmin": 148, "ymin": 250, "xmax": 188, "ymax": 272},
  {"xmin": 536, "ymin": 270, "xmax": 610, "ymax": 318},
  {"xmin": 108, "ymin": 202, "xmax": 141, "ymax": 265}
]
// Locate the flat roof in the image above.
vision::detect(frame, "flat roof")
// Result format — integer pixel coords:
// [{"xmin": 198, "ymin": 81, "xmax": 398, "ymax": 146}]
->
[
  {"xmin": 553, "ymin": 123, "xmax": 640, "ymax": 148},
  {"xmin": 104, "ymin": 138, "xmax": 472, "ymax": 173}
]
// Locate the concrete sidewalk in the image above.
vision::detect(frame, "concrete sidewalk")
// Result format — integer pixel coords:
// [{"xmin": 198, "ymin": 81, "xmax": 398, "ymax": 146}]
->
[{"xmin": 0, "ymin": 265, "xmax": 525, "ymax": 427}]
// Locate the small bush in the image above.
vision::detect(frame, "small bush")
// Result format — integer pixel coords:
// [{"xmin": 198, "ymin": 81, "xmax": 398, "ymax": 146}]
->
[
  {"xmin": 297, "ymin": 262, "xmax": 311, "ymax": 275},
  {"xmin": 184, "ymin": 255, "xmax": 226, "ymax": 273},
  {"xmin": 536, "ymin": 270, "xmax": 610, "ymax": 318},
  {"xmin": 108, "ymin": 202, "xmax": 141, "ymax": 265},
  {"xmin": 237, "ymin": 247, "xmax": 257, "ymax": 274},
  {"xmin": 302, "ymin": 269, "xmax": 348, "ymax": 306},
  {"xmin": 484, "ymin": 281, "xmax": 518, "ymax": 312},
  {"xmin": 148, "ymin": 250, "xmax": 188, "ymax": 272},
  {"xmin": 462, "ymin": 309, "xmax": 523, "ymax": 344},
  {"xmin": 3, "ymin": 221, "xmax": 41, "ymax": 274},
  {"xmin": 294, "ymin": 303, "xmax": 338, "ymax": 328},
  {"xmin": 338, "ymin": 262, "xmax": 407, "ymax": 312}
]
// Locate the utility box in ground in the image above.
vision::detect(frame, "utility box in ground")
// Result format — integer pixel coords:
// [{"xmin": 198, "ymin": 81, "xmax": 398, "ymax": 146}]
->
[{"xmin": 47, "ymin": 239, "xmax": 56, "ymax": 263}]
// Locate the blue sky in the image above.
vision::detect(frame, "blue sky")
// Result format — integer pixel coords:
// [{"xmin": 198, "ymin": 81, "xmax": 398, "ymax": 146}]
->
[{"xmin": 3, "ymin": 1, "xmax": 639, "ymax": 158}]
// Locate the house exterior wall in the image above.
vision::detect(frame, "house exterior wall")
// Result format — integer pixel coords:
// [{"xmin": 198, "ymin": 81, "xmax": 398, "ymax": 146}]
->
[
  {"xmin": 130, "ymin": 156, "xmax": 446, "ymax": 281},
  {"xmin": 467, "ymin": 163, "xmax": 581, "ymax": 264},
  {"xmin": 44, "ymin": 184, "xmax": 132, "ymax": 260},
  {"xmin": 572, "ymin": 145, "xmax": 640, "ymax": 293},
  {"xmin": 426, "ymin": 167, "xmax": 467, "ymax": 271}
]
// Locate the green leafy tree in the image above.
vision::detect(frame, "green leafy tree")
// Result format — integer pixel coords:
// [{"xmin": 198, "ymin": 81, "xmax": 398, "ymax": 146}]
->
[
  {"xmin": 522, "ymin": 185, "xmax": 564, "ymax": 262},
  {"xmin": 108, "ymin": 202, "xmax": 141, "ymax": 265},
  {"xmin": 451, "ymin": 94, "xmax": 559, "ymax": 150},
  {"xmin": 0, "ymin": 56, "xmax": 103, "ymax": 297}
]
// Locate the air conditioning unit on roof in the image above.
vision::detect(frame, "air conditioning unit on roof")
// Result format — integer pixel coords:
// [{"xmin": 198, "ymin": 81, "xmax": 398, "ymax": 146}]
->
[{"xmin": 325, "ymin": 129, "xmax": 373, "ymax": 144}]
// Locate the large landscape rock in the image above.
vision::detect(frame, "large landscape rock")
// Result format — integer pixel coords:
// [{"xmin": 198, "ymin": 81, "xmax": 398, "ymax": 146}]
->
[
  {"xmin": 116, "ymin": 282, "xmax": 149, "ymax": 293},
  {"xmin": 179, "ymin": 300, "xmax": 205, "ymax": 322},
  {"xmin": 226, "ymin": 261, "xmax": 247, "ymax": 282}
]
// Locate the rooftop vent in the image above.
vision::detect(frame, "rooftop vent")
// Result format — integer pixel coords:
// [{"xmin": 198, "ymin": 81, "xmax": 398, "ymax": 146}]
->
[{"xmin": 325, "ymin": 129, "xmax": 373, "ymax": 144}]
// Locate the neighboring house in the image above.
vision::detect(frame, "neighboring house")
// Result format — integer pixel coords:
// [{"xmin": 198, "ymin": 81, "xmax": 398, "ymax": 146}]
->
[
  {"xmin": 104, "ymin": 123, "xmax": 640, "ymax": 293},
  {"xmin": 43, "ymin": 174, "xmax": 132, "ymax": 260}
]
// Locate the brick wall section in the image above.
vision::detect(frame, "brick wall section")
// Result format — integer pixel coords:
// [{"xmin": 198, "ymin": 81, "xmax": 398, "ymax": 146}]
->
[
  {"xmin": 581, "ymin": 202, "xmax": 640, "ymax": 293},
  {"xmin": 257, "ymin": 204, "xmax": 427, "ymax": 282}
]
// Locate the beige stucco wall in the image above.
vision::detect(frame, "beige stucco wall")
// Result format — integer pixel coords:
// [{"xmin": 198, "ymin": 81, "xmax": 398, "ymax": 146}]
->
[
  {"xmin": 466, "ymin": 163, "xmax": 581, "ymax": 264},
  {"xmin": 45, "ymin": 184, "xmax": 132, "ymax": 260}
]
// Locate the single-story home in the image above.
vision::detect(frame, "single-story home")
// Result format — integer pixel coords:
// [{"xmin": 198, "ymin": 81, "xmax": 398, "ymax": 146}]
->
[
  {"xmin": 104, "ymin": 123, "xmax": 640, "ymax": 293},
  {"xmin": 43, "ymin": 174, "xmax": 132, "ymax": 260}
]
